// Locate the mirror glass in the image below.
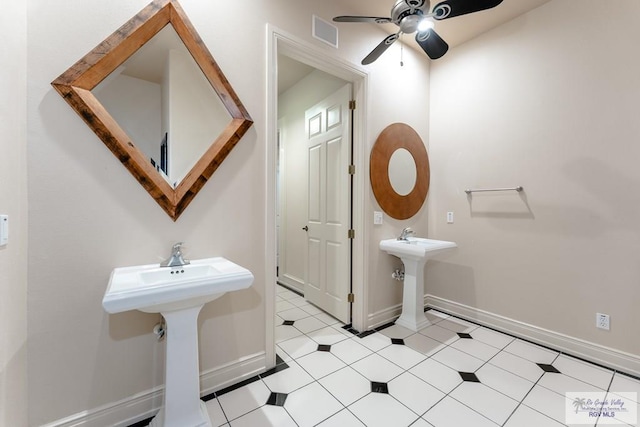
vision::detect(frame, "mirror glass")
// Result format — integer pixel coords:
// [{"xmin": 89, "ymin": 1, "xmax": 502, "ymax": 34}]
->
[
  {"xmin": 51, "ymin": 0, "xmax": 253, "ymax": 220},
  {"xmin": 92, "ymin": 25, "xmax": 230, "ymax": 186},
  {"xmin": 388, "ymin": 148, "xmax": 417, "ymax": 196}
]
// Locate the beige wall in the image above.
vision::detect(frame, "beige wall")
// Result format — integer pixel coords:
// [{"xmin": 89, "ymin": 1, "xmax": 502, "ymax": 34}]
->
[
  {"xmin": 428, "ymin": 0, "xmax": 640, "ymax": 369},
  {"xmin": 366, "ymin": 56, "xmax": 431, "ymax": 325},
  {"xmin": 27, "ymin": 0, "xmax": 432, "ymax": 424},
  {"xmin": 0, "ymin": 1, "xmax": 28, "ymax": 426}
]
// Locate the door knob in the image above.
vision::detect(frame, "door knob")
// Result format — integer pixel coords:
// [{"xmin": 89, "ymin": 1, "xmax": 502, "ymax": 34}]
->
[{"xmin": 302, "ymin": 226, "xmax": 309, "ymax": 231}]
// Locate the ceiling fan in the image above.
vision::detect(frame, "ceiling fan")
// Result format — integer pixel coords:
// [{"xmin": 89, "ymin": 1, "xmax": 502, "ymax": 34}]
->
[{"xmin": 333, "ymin": 0, "xmax": 503, "ymax": 64}]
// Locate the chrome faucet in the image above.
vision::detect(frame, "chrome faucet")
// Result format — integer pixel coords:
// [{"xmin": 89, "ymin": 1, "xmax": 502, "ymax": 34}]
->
[
  {"xmin": 160, "ymin": 242, "xmax": 190, "ymax": 267},
  {"xmin": 397, "ymin": 227, "xmax": 415, "ymax": 241}
]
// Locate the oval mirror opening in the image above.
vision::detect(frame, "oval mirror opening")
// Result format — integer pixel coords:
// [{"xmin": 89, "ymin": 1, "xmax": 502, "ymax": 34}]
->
[{"xmin": 388, "ymin": 148, "xmax": 417, "ymax": 196}]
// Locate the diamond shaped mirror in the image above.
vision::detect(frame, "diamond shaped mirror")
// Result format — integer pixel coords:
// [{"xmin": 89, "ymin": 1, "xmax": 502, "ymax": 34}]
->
[{"xmin": 52, "ymin": 0, "xmax": 253, "ymax": 221}]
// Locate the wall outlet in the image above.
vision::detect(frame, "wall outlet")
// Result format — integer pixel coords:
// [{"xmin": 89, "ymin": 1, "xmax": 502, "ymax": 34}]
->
[
  {"xmin": 0, "ymin": 215, "xmax": 7, "ymax": 246},
  {"xmin": 596, "ymin": 313, "xmax": 610, "ymax": 330}
]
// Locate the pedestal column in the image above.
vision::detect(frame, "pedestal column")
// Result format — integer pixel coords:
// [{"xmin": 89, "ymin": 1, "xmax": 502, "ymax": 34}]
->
[
  {"xmin": 150, "ymin": 304, "xmax": 212, "ymax": 427},
  {"xmin": 394, "ymin": 257, "xmax": 430, "ymax": 332}
]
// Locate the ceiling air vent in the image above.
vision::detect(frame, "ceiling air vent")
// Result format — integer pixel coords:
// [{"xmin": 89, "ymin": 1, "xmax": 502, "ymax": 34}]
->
[{"xmin": 312, "ymin": 15, "xmax": 338, "ymax": 48}]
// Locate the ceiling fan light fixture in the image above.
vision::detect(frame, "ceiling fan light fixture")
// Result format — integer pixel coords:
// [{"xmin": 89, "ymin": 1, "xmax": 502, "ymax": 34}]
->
[{"xmin": 417, "ymin": 18, "xmax": 434, "ymax": 32}]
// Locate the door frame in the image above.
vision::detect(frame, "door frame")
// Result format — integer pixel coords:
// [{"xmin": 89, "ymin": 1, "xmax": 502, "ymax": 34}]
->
[{"xmin": 265, "ymin": 25, "xmax": 369, "ymax": 368}]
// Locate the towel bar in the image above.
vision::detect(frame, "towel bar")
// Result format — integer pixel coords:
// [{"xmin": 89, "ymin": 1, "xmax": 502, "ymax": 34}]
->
[{"xmin": 465, "ymin": 186, "xmax": 523, "ymax": 194}]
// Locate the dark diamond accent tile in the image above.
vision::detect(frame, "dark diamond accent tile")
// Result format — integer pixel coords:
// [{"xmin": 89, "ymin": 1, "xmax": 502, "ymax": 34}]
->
[
  {"xmin": 261, "ymin": 362, "xmax": 289, "ymax": 379},
  {"xmin": 282, "ymin": 320, "xmax": 295, "ymax": 326},
  {"xmin": 374, "ymin": 322, "xmax": 395, "ymax": 332},
  {"xmin": 357, "ymin": 330, "xmax": 376, "ymax": 339},
  {"xmin": 537, "ymin": 363, "xmax": 561, "ymax": 373},
  {"xmin": 342, "ymin": 323, "xmax": 360, "ymax": 335},
  {"xmin": 275, "ymin": 354, "xmax": 286, "ymax": 366},
  {"xmin": 391, "ymin": 338, "xmax": 405, "ymax": 345},
  {"xmin": 215, "ymin": 375, "xmax": 261, "ymax": 397},
  {"xmin": 128, "ymin": 417, "xmax": 154, "ymax": 427},
  {"xmin": 202, "ymin": 390, "xmax": 216, "ymax": 402},
  {"xmin": 459, "ymin": 372, "xmax": 481, "ymax": 383},
  {"xmin": 457, "ymin": 332, "xmax": 473, "ymax": 339},
  {"xmin": 617, "ymin": 371, "xmax": 640, "ymax": 382},
  {"xmin": 371, "ymin": 381, "xmax": 389, "ymax": 394},
  {"xmin": 266, "ymin": 392, "xmax": 288, "ymax": 406},
  {"xmin": 317, "ymin": 344, "xmax": 332, "ymax": 352}
]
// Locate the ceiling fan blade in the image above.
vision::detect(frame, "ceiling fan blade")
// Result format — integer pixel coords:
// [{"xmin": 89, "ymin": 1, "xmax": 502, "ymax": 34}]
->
[
  {"xmin": 415, "ymin": 29, "xmax": 449, "ymax": 60},
  {"xmin": 362, "ymin": 33, "xmax": 400, "ymax": 65},
  {"xmin": 333, "ymin": 16, "xmax": 392, "ymax": 24},
  {"xmin": 432, "ymin": 0, "xmax": 503, "ymax": 20}
]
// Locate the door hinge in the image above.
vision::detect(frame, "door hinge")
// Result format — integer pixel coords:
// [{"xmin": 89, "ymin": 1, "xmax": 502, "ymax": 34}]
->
[
  {"xmin": 347, "ymin": 293, "xmax": 355, "ymax": 303},
  {"xmin": 348, "ymin": 229, "xmax": 355, "ymax": 239},
  {"xmin": 349, "ymin": 100, "xmax": 356, "ymax": 110},
  {"xmin": 348, "ymin": 164, "xmax": 355, "ymax": 175}
]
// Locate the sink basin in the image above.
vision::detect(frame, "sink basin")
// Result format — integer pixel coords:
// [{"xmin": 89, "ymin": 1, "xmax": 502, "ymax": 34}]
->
[
  {"xmin": 380, "ymin": 237, "xmax": 456, "ymax": 332},
  {"xmin": 103, "ymin": 256, "xmax": 254, "ymax": 427},
  {"xmin": 379, "ymin": 237, "xmax": 457, "ymax": 261},
  {"xmin": 103, "ymin": 257, "xmax": 253, "ymax": 314}
]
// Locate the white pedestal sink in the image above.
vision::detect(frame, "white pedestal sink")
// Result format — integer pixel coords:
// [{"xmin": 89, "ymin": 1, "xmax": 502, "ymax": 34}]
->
[
  {"xmin": 380, "ymin": 237, "xmax": 456, "ymax": 331},
  {"xmin": 102, "ymin": 257, "xmax": 254, "ymax": 427}
]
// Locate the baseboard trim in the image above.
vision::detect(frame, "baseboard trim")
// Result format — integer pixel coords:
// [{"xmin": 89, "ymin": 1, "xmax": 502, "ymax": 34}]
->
[
  {"xmin": 426, "ymin": 294, "xmax": 640, "ymax": 377},
  {"xmin": 200, "ymin": 351, "xmax": 267, "ymax": 396},
  {"xmin": 277, "ymin": 274, "xmax": 303, "ymax": 294},
  {"xmin": 276, "ymin": 280, "xmax": 303, "ymax": 297},
  {"xmin": 367, "ymin": 303, "xmax": 402, "ymax": 330},
  {"xmin": 41, "ymin": 352, "xmax": 267, "ymax": 427}
]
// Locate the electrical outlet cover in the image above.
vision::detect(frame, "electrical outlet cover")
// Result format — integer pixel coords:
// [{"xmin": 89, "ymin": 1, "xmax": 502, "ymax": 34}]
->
[
  {"xmin": 447, "ymin": 212, "xmax": 454, "ymax": 223},
  {"xmin": 596, "ymin": 313, "xmax": 610, "ymax": 330},
  {"xmin": 374, "ymin": 211, "xmax": 383, "ymax": 225},
  {"xmin": 0, "ymin": 215, "xmax": 7, "ymax": 246}
]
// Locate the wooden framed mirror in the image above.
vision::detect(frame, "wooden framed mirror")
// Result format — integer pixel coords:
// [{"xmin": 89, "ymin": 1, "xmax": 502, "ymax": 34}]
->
[
  {"xmin": 51, "ymin": 0, "xmax": 253, "ymax": 221},
  {"xmin": 370, "ymin": 123, "xmax": 430, "ymax": 220}
]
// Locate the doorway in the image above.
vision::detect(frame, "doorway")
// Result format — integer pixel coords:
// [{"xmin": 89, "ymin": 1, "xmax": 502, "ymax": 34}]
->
[
  {"xmin": 266, "ymin": 26, "xmax": 369, "ymax": 368},
  {"xmin": 277, "ymin": 65, "xmax": 352, "ymax": 323}
]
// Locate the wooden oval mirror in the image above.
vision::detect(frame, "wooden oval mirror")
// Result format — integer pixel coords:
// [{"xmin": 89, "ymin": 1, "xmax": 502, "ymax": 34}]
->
[
  {"xmin": 51, "ymin": 0, "xmax": 253, "ymax": 221},
  {"xmin": 370, "ymin": 123, "xmax": 430, "ymax": 220}
]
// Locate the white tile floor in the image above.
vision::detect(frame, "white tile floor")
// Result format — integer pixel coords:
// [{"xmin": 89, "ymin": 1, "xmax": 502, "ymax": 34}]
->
[{"xmin": 157, "ymin": 285, "xmax": 640, "ymax": 426}]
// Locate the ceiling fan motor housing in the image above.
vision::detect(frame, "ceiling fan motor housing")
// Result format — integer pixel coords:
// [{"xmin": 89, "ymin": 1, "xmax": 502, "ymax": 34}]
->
[
  {"xmin": 406, "ymin": 0, "xmax": 426, "ymax": 8},
  {"xmin": 391, "ymin": 0, "xmax": 430, "ymax": 34}
]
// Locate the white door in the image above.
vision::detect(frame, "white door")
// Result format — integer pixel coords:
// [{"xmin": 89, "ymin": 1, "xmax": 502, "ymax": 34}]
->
[{"xmin": 304, "ymin": 84, "xmax": 352, "ymax": 323}]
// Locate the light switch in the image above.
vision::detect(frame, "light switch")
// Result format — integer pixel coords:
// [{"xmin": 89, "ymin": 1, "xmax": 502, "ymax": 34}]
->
[
  {"xmin": 447, "ymin": 212, "xmax": 454, "ymax": 224},
  {"xmin": 374, "ymin": 211, "xmax": 383, "ymax": 225},
  {"xmin": 0, "ymin": 215, "xmax": 8, "ymax": 246}
]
